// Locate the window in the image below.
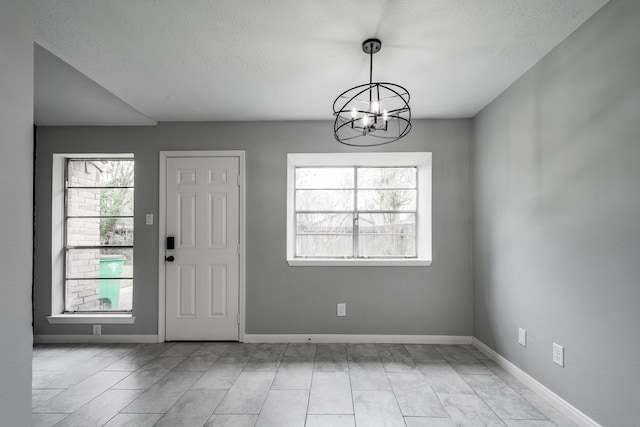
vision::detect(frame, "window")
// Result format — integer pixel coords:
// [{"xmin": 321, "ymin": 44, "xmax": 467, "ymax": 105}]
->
[
  {"xmin": 295, "ymin": 166, "xmax": 417, "ymax": 258},
  {"xmin": 63, "ymin": 158, "xmax": 134, "ymax": 312},
  {"xmin": 287, "ymin": 153, "xmax": 432, "ymax": 266}
]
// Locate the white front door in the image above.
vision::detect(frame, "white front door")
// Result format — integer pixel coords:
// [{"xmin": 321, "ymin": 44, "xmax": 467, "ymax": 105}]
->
[{"xmin": 165, "ymin": 156, "xmax": 240, "ymax": 341}]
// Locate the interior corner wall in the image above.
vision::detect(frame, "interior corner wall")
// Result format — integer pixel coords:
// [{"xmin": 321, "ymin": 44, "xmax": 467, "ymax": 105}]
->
[
  {"xmin": 34, "ymin": 119, "xmax": 474, "ymax": 337},
  {"xmin": 0, "ymin": 0, "xmax": 34, "ymax": 425},
  {"xmin": 472, "ymin": 0, "xmax": 640, "ymax": 425}
]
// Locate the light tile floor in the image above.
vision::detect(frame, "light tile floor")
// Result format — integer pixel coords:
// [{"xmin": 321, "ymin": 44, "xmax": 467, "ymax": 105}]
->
[{"xmin": 32, "ymin": 343, "xmax": 579, "ymax": 427}]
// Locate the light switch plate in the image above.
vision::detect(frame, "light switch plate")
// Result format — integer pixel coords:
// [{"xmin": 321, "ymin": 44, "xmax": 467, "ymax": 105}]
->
[
  {"xmin": 518, "ymin": 328, "xmax": 527, "ymax": 347},
  {"xmin": 337, "ymin": 303, "xmax": 346, "ymax": 317},
  {"xmin": 145, "ymin": 214, "xmax": 154, "ymax": 225}
]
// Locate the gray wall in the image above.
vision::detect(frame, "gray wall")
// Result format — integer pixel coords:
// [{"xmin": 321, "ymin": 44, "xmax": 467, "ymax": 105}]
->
[
  {"xmin": 0, "ymin": 0, "xmax": 33, "ymax": 425},
  {"xmin": 473, "ymin": 0, "xmax": 640, "ymax": 425},
  {"xmin": 35, "ymin": 119, "xmax": 474, "ymax": 336}
]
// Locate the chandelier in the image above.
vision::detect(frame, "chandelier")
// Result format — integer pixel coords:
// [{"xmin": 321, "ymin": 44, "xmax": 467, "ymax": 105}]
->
[{"xmin": 333, "ymin": 38, "xmax": 411, "ymax": 146}]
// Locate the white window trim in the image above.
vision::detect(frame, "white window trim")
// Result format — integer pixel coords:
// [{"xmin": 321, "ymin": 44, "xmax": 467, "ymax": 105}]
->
[
  {"xmin": 286, "ymin": 152, "xmax": 432, "ymax": 267},
  {"xmin": 46, "ymin": 314, "xmax": 135, "ymax": 324},
  {"xmin": 50, "ymin": 153, "xmax": 135, "ymax": 323}
]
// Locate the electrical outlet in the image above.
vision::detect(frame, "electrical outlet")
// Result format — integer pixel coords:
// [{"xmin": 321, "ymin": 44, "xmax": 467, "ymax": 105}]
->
[
  {"xmin": 518, "ymin": 328, "xmax": 527, "ymax": 347},
  {"xmin": 93, "ymin": 324, "xmax": 101, "ymax": 335},
  {"xmin": 337, "ymin": 303, "xmax": 346, "ymax": 317},
  {"xmin": 553, "ymin": 343, "xmax": 564, "ymax": 367},
  {"xmin": 145, "ymin": 213, "xmax": 154, "ymax": 225}
]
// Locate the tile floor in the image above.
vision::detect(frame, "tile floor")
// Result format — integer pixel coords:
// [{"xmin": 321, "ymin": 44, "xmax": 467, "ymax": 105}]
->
[{"xmin": 32, "ymin": 342, "xmax": 578, "ymax": 427}]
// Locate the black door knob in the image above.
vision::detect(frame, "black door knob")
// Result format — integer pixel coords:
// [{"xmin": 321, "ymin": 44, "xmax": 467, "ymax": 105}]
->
[{"xmin": 165, "ymin": 255, "xmax": 175, "ymax": 262}]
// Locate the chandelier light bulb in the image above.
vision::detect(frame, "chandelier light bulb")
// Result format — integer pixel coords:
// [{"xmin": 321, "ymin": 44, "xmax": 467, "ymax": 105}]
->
[
  {"xmin": 350, "ymin": 108, "xmax": 358, "ymax": 119},
  {"xmin": 362, "ymin": 115, "xmax": 370, "ymax": 126},
  {"xmin": 371, "ymin": 101, "xmax": 379, "ymax": 114},
  {"xmin": 382, "ymin": 109, "xmax": 388, "ymax": 121}
]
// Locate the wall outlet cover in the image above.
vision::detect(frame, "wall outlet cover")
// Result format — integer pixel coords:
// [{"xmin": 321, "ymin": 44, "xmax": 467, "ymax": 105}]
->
[
  {"xmin": 337, "ymin": 303, "xmax": 346, "ymax": 317},
  {"xmin": 93, "ymin": 324, "xmax": 101, "ymax": 335},
  {"xmin": 553, "ymin": 343, "xmax": 564, "ymax": 367},
  {"xmin": 518, "ymin": 328, "xmax": 527, "ymax": 347}
]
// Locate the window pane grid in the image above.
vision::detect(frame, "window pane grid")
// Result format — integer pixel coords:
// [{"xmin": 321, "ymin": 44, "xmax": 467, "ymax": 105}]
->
[
  {"xmin": 360, "ymin": 233, "xmax": 416, "ymax": 238},
  {"xmin": 64, "ymin": 159, "xmax": 134, "ymax": 312},
  {"xmin": 65, "ymin": 245, "xmax": 134, "ymax": 250},
  {"xmin": 294, "ymin": 166, "xmax": 417, "ymax": 259},
  {"xmin": 65, "ymin": 217, "xmax": 134, "ymax": 246},
  {"xmin": 356, "ymin": 187, "xmax": 415, "ymax": 191},
  {"xmin": 66, "ymin": 186, "xmax": 135, "ymax": 189},
  {"xmin": 66, "ymin": 277, "xmax": 134, "ymax": 280},
  {"xmin": 296, "ymin": 233, "xmax": 352, "ymax": 236},
  {"xmin": 67, "ymin": 215, "xmax": 134, "ymax": 218}
]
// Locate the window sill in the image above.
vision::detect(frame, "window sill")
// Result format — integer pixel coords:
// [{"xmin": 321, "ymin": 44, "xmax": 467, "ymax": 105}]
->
[
  {"xmin": 287, "ymin": 258, "xmax": 432, "ymax": 267},
  {"xmin": 46, "ymin": 314, "xmax": 136, "ymax": 324}
]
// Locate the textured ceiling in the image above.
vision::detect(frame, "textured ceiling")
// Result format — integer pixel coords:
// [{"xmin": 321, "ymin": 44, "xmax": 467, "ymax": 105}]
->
[{"xmin": 34, "ymin": 0, "xmax": 608, "ymax": 125}]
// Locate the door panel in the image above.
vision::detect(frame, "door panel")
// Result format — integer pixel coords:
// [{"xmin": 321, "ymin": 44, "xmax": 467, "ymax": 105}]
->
[
  {"xmin": 178, "ymin": 193, "xmax": 196, "ymax": 247},
  {"xmin": 177, "ymin": 265, "xmax": 196, "ymax": 318},
  {"xmin": 165, "ymin": 156, "xmax": 240, "ymax": 341},
  {"xmin": 209, "ymin": 265, "xmax": 227, "ymax": 317},
  {"xmin": 209, "ymin": 192, "xmax": 227, "ymax": 248}
]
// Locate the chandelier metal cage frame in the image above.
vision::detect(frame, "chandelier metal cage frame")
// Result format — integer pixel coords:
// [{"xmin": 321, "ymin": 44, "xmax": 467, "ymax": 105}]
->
[{"xmin": 333, "ymin": 38, "xmax": 411, "ymax": 147}]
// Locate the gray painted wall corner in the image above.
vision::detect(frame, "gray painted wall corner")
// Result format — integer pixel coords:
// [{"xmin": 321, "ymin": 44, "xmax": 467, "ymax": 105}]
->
[
  {"xmin": 0, "ymin": 0, "xmax": 34, "ymax": 425},
  {"xmin": 472, "ymin": 0, "xmax": 640, "ymax": 425}
]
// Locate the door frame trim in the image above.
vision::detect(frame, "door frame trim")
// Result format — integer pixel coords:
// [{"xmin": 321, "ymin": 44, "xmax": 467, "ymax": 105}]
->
[{"xmin": 158, "ymin": 150, "xmax": 246, "ymax": 342}]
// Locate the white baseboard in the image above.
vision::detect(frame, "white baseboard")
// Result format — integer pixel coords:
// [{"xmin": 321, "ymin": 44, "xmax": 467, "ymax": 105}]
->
[
  {"xmin": 33, "ymin": 334, "xmax": 159, "ymax": 344},
  {"xmin": 472, "ymin": 338, "xmax": 601, "ymax": 427},
  {"xmin": 33, "ymin": 333, "xmax": 471, "ymax": 345},
  {"xmin": 243, "ymin": 334, "xmax": 472, "ymax": 345}
]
